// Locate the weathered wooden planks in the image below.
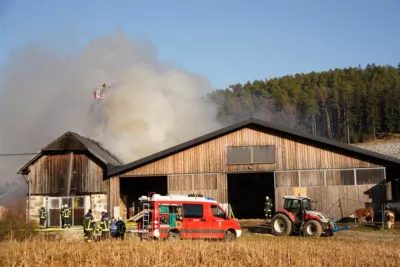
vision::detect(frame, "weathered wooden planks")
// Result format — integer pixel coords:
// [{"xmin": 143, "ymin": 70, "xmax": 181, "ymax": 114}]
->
[
  {"xmin": 108, "ymin": 176, "xmax": 120, "ymax": 210},
  {"xmin": 28, "ymin": 153, "xmax": 105, "ymax": 195},
  {"xmin": 121, "ymin": 127, "xmax": 376, "ymax": 177},
  {"xmin": 167, "ymin": 173, "xmax": 227, "ymax": 203}
]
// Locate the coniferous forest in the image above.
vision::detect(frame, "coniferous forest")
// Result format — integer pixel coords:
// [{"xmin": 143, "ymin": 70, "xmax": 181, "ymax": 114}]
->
[{"xmin": 208, "ymin": 64, "xmax": 400, "ymax": 143}]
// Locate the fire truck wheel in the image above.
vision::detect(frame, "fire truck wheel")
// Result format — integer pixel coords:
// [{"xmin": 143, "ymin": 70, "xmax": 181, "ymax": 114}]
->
[
  {"xmin": 224, "ymin": 230, "xmax": 236, "ymax": 242},
  {"xmin": 167, "ymin": 231, "xmax": 180, "ymax": 242},
  {"xmin": 302, "ymin": 220, "xmax": 323, "ymax": 237}
]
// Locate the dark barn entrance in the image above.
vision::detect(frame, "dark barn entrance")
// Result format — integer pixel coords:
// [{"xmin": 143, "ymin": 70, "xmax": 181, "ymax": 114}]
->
[
  {"xmin": 120, "ymin": 176, "xmax": 168, "ymax": 219},
  {"xmin": 227, "ymin": 172, "xmax": 275, "ymax": 219}
]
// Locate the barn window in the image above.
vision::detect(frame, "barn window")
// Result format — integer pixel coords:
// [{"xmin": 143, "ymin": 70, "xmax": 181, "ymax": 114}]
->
[
  {"xmin": 168, "ymin": 175, "xmax": 192, "ymax": 191},
  {"xmin": 356, "ymin": 168, "xmax": 385, "ymax": 185},
  {"xmin": 300, "ymin": 170, "xmax": 324, "ymax": 187},
  {"xmin": 275, "ymin": 171, "xmax": 299, "ymax": 187},
  {"xmin": 227, "ymin": 146, "xmax": 275, "ymax": 165},
  {"xmin": 169, "ymin": 174, "xmax": 218, "ymax": 191},
  {"xmin": 183, "ymin": 204, "xmax": 203, "ymax": 218},
  {"xmin": 227, "ymin": 147, "xmax": 252, "ymax": 164},
  {"xmin": 326, "ymin": 169, "xmax": 355, "ymax": 186},
  {"xmin": 194, "ymin": 174, "xmax": 218, "ymax": 190}
]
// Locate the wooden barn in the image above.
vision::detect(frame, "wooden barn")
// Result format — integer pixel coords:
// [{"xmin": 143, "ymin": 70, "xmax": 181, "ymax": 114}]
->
[
  {"xmin": 17, "ymin": 131, "xmax": 123, "ymax": 227},
  {"xmin": 107, "ymin": 118, "xmax": 400, "ymax": 220}
]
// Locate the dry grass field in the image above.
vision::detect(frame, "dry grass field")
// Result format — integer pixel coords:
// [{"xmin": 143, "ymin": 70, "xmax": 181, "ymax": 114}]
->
[
  {"xmin": 1, "ymin": 204, "xmax": 399, "ymax": 267},
  {"xmin": 1, "ymin": 227, "xmax": 400, "ymax": 267}
]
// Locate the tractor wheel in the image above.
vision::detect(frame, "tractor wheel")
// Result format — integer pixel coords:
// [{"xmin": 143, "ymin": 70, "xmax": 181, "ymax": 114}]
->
[
  {"xmin": 271, "ymin": 214, "xmax": 292, "ymax": 236},
  {"xmin": 302, "ymin": 220, "xmax": 323, "ymax": 237},
  {"xmin": 166, "ymin": 231, "xmax": 180, "ymax": 242}
]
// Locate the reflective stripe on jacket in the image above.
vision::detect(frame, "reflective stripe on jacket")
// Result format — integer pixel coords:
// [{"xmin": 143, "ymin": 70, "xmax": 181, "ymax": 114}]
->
[
  {"xmin": 83, "ymin": 219, "xmax": 93, "ymax": 230},
  {"xmin": 39, "ymin": 209, "xmax": 47, "ymax": 218},
  {"xmin": 62, "ymin": 209, "xmax": 71, "ymax": 218},
  {"xmin": 82, "ymin": 213, "xmax": 94, "ymax": 230},
  {"xmin": 100, "ymin": 217, "xmax": 111, "ymax": 231}
]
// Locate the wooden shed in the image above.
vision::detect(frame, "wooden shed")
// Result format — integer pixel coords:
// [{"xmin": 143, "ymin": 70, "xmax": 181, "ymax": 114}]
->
[
  {"xmin": 107, "ymin": 118, "xmax": 400, "ymax": 220},
  {"xmin": 17, "ymin": 131, "xmax": 123, "ymax": 227}
]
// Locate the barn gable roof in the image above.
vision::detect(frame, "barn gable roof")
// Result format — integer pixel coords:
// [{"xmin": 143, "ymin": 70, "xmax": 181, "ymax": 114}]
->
[
  {"xmin": 107, "ymin": 118, "xmax": 400, "ymax": 177},
  {"xmin": 17, "ymin": 132, "xmax": 123, "ymax": 174}
]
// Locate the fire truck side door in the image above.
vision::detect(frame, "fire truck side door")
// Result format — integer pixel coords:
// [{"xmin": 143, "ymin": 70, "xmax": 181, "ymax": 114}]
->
[
  {"xmin": 182, "ymin": 203, "xmax": 208, "ymax": 238},
  {"xmin": 209, "ymin": 204, "xmax": 227, "ymax": 239}
]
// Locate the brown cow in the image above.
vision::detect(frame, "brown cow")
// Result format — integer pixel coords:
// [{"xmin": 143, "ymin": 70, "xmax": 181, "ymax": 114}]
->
[
  {"xmin": 384, "ymin": 210, "xmax": 395, "ymax": 229},
  {"xmin": 349, "ymin": 207, "xmax": 374, "ymax": 223}
]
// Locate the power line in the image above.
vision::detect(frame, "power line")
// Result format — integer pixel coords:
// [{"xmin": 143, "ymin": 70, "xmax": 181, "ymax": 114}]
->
[{"xmin": 0, "ymin": 153, "xmax": 38, "ymax": 157}]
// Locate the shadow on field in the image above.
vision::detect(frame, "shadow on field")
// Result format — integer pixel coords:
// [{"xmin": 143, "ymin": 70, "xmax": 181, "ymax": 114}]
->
[
  {"xmin": 238, "ymin": 219, "xmax": 392, "ymax": 236},
  {"xmin": 241, "ymin": 222, "xmax": 272, "ymax": 235}
]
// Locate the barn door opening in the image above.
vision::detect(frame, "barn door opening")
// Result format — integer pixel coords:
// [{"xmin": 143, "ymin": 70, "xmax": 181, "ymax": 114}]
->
[
  {"xmin": 45, "ymin": 196, "xmax": 88, "ymax": 228},
  {"xmin": 120, "ymin": 176, "xmax": 167, "ymax": 220},
  {"xmin": 227, "ymin": 172, "xmax": 275, "ymax": 219}
]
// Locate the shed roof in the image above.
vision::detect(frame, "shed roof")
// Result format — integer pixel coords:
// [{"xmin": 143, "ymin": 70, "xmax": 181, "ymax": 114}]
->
[
  {"xmin": 107, "ymin": 118, "xmax": 400, "ymax": 177},
  {"xmin": 17, "ymin": 132, "xmax": 123, "ymax": 174}
]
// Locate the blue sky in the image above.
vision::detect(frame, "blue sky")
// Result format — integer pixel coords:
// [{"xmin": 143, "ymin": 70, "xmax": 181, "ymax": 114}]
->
[{"xmin": 0, "ymin": 0, "xmax": 399, "ymax": 90}]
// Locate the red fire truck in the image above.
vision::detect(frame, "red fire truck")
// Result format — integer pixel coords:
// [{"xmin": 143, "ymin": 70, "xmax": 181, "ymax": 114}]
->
[{"xmin": 134, "ymin": 193, "xmax": 242, "ymax": 241}]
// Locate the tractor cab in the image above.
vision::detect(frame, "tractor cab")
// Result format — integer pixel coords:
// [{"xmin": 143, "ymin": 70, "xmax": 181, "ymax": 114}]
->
[
  {"xmin": 282, "ymin": 195, "xmax": 312, "ymax": 231},
  {"xmin": 283, "ymin": 195, "xmax": 311, "ymax": 224}
]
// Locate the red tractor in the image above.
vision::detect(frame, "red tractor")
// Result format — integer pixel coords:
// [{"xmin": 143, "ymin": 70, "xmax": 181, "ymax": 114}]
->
[{"xmin": 271, "ymin": 195, "xmax": 336, "ymax": 237}]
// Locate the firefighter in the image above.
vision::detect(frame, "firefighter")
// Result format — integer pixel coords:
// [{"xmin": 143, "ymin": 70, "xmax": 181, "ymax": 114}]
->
[
  {"xmin": 82, "ymin": 209, "xmax": 95, "ymax": 242},
  {"xmin": 60, "ymin": 205, "xmax": 65, "ymax": 228},
  {"xmin": 93, "ymin": 224, "xmax": 102, "ymax": 242},
  {"xmin": 38, "ymin": 207, "xmax": 47, "ymax": 229},
  {"xmin": 176, "ymin": 207, "xmax": 183, "ymax": 221},
  {"xmin": 116, "ymin": 217, "xmax": 126, "ymax": 240},
  {"xmin": 62, "ymin": 204, "xmax": 71, "ymax": 228},
  {"xmin": 264, "ymin": 196, "xmax": 273, "ymax": 220},
  {"xmin": 110, "ymin": 217, "xmax": 118, "ymax": 238},
  {"xmin": 100, "ymin": 212, "xmax": 111, "ymax": 240}
]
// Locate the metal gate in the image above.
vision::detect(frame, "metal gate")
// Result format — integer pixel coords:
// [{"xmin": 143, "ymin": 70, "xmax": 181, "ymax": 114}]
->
[{"xmin": 45, "ymin": 196, "xmax": 90, "ymax": 228}]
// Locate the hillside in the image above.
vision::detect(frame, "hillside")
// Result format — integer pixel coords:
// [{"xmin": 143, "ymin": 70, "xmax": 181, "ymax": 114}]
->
[
  {"xmin": 354, "ymin": 139, "xmax": 400, "ymax": 158},
  {"xmin": 209, "ymin": 63, "xmax": 400, "ymax": 144}
]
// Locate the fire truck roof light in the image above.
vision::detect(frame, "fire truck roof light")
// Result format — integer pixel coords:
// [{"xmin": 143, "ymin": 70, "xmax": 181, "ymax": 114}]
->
[{"xmin": 140, "ymin": 193, "xmax": 218, "ymax": 203}]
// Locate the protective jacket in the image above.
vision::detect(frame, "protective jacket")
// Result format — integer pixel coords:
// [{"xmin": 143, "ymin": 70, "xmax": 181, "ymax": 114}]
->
[
  {"xmin": 100, "ymin": 216, "xmax": 111, "ymax": 232},
  {"xmin": 82, "ymin": 213, "xmax": 94, "ymax": 231},
  {"xmin": 39, "ymin": 208, "xmax": 47, "ymax": 218}
]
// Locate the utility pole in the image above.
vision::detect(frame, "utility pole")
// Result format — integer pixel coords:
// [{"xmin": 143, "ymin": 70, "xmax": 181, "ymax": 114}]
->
[{"xmin": 21, "ymin": 173, "xmax": 31, "ymax": 222}]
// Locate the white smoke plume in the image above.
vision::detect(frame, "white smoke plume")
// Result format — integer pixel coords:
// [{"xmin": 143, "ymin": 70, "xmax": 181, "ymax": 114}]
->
[{"xmin": 0, "ymin": 30, "xmax": 222, "ymax": 184}]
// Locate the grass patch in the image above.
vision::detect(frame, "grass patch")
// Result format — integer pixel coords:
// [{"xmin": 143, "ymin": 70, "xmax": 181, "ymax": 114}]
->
[
  {"xmin": 0, "ymin": 200, "xmax": 36, "ymax": 241},
  {"xmin": 1, "ymin": 234, "xmax": 399, "ymax": 266},
  {"xmin": 2, "ymin": 217, "xmax": 399, "ymax": 266}
]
